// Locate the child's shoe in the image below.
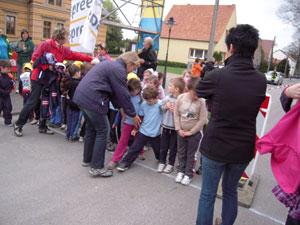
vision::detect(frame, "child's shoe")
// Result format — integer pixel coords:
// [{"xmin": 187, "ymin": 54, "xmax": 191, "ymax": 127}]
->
[
  {"xmin": 175, "ymin": 172, "xmax": 184, "ymax": 183},
  {"xmin": 107, "ymin": 161, "xmax": 119, "ymax": 170},
  {"xmin": 13, "ymin": 124, "xmax": 23, "ymax": 137},
  {"xmin": 181, "ymin": 175, "xmax": 192, "ymax": 186},
  {"xmin": 30, "ymin": 119, "xmax": 39, "ymax": 125},
  {"xmin": 60, "ymin": 124, "xmax": 66, "ymax": 130},
  {"xmin": 138, "ymin": 152, "xmax": 146, "ymax": 160},
  {"xmin": 79, "ymin": 136, "xmax": 84, "ymax": 142},
  {"xmin": 5, "ymin": 123, "xmax": 13, "ymax": 127},
  {"xmin": 163, "ymin": 164, "xmax": 173, "ymax": 174},
  {"xmin": 117, "ymin": 162, "xmax": 129, "ymax": 172},
  {"xmin": 196, "ymin": 165, "xmax": 202, "ymax": 175},
  {"xmin": 157, "ymin": 163, "xmax": 165, "ymax": 173}
]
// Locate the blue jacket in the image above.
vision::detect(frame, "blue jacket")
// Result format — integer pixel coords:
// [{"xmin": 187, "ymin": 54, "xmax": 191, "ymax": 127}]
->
[{"xmin": 73, "ymin": 58, "xmax": 136, "ymax": 117}]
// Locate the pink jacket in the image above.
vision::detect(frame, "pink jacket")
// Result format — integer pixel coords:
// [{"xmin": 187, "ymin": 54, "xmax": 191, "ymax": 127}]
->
[{"xmin": 257, "ymin": 100, "xmax": 300, "ymax": 194}]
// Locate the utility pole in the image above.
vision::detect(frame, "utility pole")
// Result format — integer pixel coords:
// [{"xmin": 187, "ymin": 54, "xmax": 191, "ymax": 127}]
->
[
  {"xmin": 284, "ymin": 56, "xmax": 289, "ymax": 77},
  {"xmin": 267, "ymin": 36, "xmax": 276, "ymax": 72},
  {"xmin": 207, "ymin": 0, "xmax": 219, "ymax": 60}
]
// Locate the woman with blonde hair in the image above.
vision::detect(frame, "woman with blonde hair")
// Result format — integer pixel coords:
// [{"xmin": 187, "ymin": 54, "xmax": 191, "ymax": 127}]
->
[{"xmin": 73, "ymin": 51, "xmax": 141, "ymax": 177}]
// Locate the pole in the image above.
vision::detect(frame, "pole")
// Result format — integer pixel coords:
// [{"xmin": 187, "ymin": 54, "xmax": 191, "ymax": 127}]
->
[
  {"xmin": 162, "ymin": 27, "xmax": 171, "ymax": 88},
  {"xmin": 207, "ymin": 0, "xmax": 219, "ymax": 60},
  {"xmin": 267, "ymin": 36, "xmax": 276, "ymax": 72}
]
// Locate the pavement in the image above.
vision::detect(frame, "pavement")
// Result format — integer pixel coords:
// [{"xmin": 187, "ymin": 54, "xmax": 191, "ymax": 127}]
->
[{"xmin": 1, "ymin": 76, "xmax": 298, "ymax": 225}]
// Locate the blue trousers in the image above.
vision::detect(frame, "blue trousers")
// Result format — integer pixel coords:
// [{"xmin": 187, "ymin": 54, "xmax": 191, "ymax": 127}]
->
[
  {"xmin": 80, "ymin": 106, "xmax": 110, "ymax": 169},
  {"xmin": 66, "ymin": 108, "xmax": 80, "ymax": 139},
  {"xmin": 196, "ymin": 155, "xmax": 248, "ymax": 225}
]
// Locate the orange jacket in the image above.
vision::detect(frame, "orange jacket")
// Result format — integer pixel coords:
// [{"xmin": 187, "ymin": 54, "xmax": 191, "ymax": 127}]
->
[{"xmin": 192, "ymin": 64, "xmax": 203, "ymax": 77}]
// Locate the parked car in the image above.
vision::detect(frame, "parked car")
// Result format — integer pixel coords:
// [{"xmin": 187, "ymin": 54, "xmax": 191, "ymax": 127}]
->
[{"xmin": 265, "ymin": 71, "xmax": 284, "ymax": 85}]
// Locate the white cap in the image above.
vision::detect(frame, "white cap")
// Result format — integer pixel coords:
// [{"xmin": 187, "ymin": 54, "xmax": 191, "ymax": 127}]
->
[{"xmin": 145, "ymin": 68, "xmax": 154, "ymax": 74}]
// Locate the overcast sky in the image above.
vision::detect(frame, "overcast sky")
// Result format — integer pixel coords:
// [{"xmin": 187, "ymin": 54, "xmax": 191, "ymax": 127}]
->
[{"xmin": 116, "ymin": 0, "xmax": 295, "ymax": 50}]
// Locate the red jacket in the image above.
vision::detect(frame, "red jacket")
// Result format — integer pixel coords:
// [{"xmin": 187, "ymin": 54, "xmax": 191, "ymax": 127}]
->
[{"xmin": 31, "ymin": 38, "xmax": 93, "ymax": 81}]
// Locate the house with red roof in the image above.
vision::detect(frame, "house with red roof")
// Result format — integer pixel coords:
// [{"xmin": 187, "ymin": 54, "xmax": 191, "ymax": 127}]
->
[
  {"xmin": 158, "ymin": 4, "xmax": 237, "ymax": 64},
  {"xmin": 273, "ymin": 49, "xmax": 297, "ymax": 76}
]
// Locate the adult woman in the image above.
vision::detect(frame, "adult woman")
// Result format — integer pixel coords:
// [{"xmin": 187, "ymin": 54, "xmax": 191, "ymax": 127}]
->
[
  {"xmin": 137, "ymin": 37, "xmax": 157, "ymax": 80},
  {"xmin": 0, "ymin": 29, "xmax": 12, "ymax": 60},
  {"xmin": 14, "ymin": 26, "xmax": 93, "ymax": 137},
  {"xmin": 15, "ymin": 29, "xmax": 34, "ymax": 93},
  {"xmin": 96, "ymin": 42, "xmax": 111, "ymax": 62},
  {"xmin": 73, "ymin": 51, "xmax": 141, "ymax": 177}
]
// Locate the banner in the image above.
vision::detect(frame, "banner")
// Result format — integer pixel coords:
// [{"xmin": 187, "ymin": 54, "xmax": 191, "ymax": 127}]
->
[
  {"xmin": 69, "ymin": 0, "xmax": 103, "ymax": 53},
  {"xmin": 138, "ymin": 0, "xmax": 164, "ymax": 52}
]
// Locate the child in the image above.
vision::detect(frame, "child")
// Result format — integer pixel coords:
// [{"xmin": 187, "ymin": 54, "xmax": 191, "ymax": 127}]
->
[
  {"xmin": 142, "ymin": 68, "xmax": 153, "ymax": 89},
  {"xmin": 0, "ymin": 60, "xmax": 15, "ymax": 126},
  {"xmin": 60, "ymin": 62, "xmax": 72, "ymax": 131},
  {"xmin": 20, "ymin": 63, "xmax": 34, "ymax": 121},
  {"xmin": 182, "ymin": 70, "xmax": 192, "ymax": 92},
  {"xmin": 157, "ymin": 72, "xmax": 166, "ymax": 100},
  {"xmin": 157, "ymin": 77, "xmax": 186, "ymax": 173},
  {"xmin": 117, "ymin": 86, "xmax": 163, "ymax": 172},
  {"xmin": 107, "ymin": 78, "xmax": 143, "ymax": 169},
  {"xmin": 174, "ymin": 77, "xmax": 207, "ymax": 185},
  {"xmin": 65, "ymin": 64, "xmax": 81, "ymax": 141}
]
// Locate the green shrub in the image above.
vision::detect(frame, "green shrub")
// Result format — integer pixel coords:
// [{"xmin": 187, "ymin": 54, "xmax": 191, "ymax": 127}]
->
[{"xmin": 158, "ymin": 60, "xmax": 187, "ymax": 68}]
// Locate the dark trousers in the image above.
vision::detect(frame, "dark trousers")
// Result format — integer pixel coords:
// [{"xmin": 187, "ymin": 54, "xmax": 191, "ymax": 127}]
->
[
  {"xmin": 286, "ymin": 214, "xmax": 300, "ymax": 225},
  {"xmin": 61, "ymin": 96, "xmax": 68, "ymax": 125},
  {"xmin": 34, "ymin": 98, "xmax": 41, "ymax": 120},
  {"xmin": 66, "ymin": 107, "xmax": 80, "ymax": 139},
  {"xmin": 80, "ymin": 119, "xmax": 86, "ymax": 137},
  {"xmin": 108, "ymin": 108, "xmax": 120, "ymax": 144},
  {"xmin": 159, "ymin": 128, "xmax": 177, "ymax": 166},
  {"xmin": 122, "ymin": 132, "xmax": 160, "ymax": 167},
  {"xmin": 177, "ymin": 132, "xmax": 201, "ymax": 178},
  {"xmin": 80, "ymin": 106, "xmax": 110, "ymax": 169},
  {"xmin": 0, "ymin": 95, "xmax": 12, "ymax": 124},
  {"xmin": 23, "ymin": 92, "xmax": 33, "ymax": 120},
  {"xmin": 16, "ymin": 80, "xmax": 43, "ymax": 128}
]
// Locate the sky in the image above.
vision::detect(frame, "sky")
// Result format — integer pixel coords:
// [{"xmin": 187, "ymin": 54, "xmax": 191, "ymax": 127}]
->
[{"xmin": 115, "ymin": 0, "xmax": 295, "ymax": 51}]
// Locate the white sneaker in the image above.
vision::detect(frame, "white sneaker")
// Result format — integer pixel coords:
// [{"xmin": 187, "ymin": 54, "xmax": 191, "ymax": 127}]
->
[
  {"xmin": 163, "ymin": 164, "xmax": 173, "ymax": 174},
  {"xmin": 175, "ymin": 172, "xmax": 184, "ymax": 183},
  {"xmin": 60, "ymin": 124, "xmax": 66, "ymax": 130},
  {"xmin": 181, "ymin": 175, "xmax": 192, "ymax": 186},
  {"xmin": 30, "ymin": 119, "xmax": 39, "ymax": 125},
  {"xmin": 79, "ymin": 136, "xmax": 84, "ymax": 142},
  {"xmin": 157, "ymin": 163, "xmax": 165, "ymax": 173}
]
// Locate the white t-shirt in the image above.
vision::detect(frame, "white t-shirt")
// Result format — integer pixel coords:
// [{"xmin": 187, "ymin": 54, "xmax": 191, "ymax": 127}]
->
[{"xmin": 20, "ymin": 72, "xmax": 31, "ymax": 92}]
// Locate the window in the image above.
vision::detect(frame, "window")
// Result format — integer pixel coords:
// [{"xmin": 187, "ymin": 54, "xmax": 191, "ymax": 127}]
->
[
  {"xmin": 56, "ymin": 0, "xmax": 62, "ymax": 6},
  {"xmin": 189, "ymin": 48, "xmax": 207, "ymax": 59},
  {"xmin": 43, "ymin": 21, "xmax": 51, "ymax": 39},
  {"xmin": 57, "ymin": 23, "xmax": 64, "ymax": 28},
  {"xmin": 48, "ymin": 0, "xmax": 62, "ymax": 6},
  {"xmin": 6, "ymin": 15, "xmax": 16, "ymax": 35}
]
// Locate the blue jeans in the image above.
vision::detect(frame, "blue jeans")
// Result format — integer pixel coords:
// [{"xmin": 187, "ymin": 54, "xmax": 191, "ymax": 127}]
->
[
  {"xmin": 50, "ymin": 103, "xmax": 62, "ymax": 125},
  {"xmin": 66, "ymin": 108, "xmax": 80, "ymax": 139},
  {"xmin": 196, "ymin": 155, "xmax": 248, "ymax": 225},
  {"xmin": 80, "ymin": 107, "xmax": 110, "ymax": 169}
]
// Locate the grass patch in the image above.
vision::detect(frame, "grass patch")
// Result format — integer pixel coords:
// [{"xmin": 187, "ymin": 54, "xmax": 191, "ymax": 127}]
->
[{"xmin": 157, "ymin": 65, "xmax": 186, "ymax": 75}]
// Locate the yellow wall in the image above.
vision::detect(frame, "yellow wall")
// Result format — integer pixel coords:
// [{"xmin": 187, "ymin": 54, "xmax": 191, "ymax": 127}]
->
[
  {"xmin": 0, "ymin": 0, "xmax": 107, "ymax": 50},
  {"xmin": 158, "ymin": 9, "xmax": 237, "ymax": 64}
]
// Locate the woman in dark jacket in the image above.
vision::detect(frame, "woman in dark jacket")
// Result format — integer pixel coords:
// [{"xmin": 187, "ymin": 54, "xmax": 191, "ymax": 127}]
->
[
  {"xmin": 15, "ymin": 29, "xmax": 34, "ymax": 93},
  {"xmin": 73, "ymin": 51, "xmax": 141, "ymax": 177}
]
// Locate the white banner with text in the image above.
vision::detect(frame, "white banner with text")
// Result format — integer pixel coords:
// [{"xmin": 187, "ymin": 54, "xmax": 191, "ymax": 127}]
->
[{"xmin": 69, "ymin": 0, "xmax": 103, "ymax": 53}]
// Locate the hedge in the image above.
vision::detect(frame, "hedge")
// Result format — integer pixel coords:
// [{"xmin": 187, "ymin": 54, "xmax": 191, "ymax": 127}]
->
[{"xmin": 158, "ymin": 60, "xmax": 187, "ymax": 68}]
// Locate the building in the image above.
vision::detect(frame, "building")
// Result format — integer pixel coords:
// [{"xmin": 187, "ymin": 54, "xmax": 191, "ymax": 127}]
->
[
  {"xmin": 158, "ymin": 4, "xmax": 237, "ymax": 65},
  {"xmin": 0, "ymin": 0, "xmax": 107, "ymax": 49},
  {"xmin": 273, "ymin": 49, "xmax": 296, "ymax": 76}
]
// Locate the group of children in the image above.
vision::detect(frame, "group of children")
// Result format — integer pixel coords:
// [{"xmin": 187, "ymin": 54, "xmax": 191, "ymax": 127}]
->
[
  {"xmin": 107, "ymin": 68, "xmax": 208, "ymax": 186},
  {"xmin": 1, "ymin": 56, "xmax": 208, "ymax": 186}
]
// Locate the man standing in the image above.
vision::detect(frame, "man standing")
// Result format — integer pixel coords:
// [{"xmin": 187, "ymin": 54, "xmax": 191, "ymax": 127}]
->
[
  {"xmin": 15, "ymin": 29, "xmax": 34, "ymax": 93},
  {"xmin": 195, "ymin": 24, "xmax": 267, "ymax": 225}
]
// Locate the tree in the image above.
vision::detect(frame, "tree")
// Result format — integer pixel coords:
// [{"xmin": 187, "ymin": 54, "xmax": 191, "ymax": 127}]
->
[
  {"xmin": 277, "ymin": 58, "xmax": 290, "ymax": 75},
  {"xmin": 103, "ymin": 0, "xmax": 123, "ymax": 54},
  {"xmin": 213, "ymin": 51, "xmax": 222, "ymax": 62},
  {"xmin": 277, "ymin": 0, "xmax": 300, "ymax": 75}
]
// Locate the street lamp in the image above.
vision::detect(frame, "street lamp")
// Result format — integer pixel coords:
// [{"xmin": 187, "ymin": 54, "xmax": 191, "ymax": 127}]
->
[{"xmin": 162, "ymin": 17, "xmax": 176, "ymax": 88}]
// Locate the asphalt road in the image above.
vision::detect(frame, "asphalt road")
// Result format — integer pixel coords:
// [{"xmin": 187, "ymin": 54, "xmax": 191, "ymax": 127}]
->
[{"xmin": 0, "ymin": 77, "xmax": 298, "ymax": 225}]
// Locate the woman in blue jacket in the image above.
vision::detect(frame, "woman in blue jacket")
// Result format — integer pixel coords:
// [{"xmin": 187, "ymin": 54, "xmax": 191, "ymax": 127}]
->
[{"xmin": 73, "ymin": 51, "xmax": 141, "ymax": 177}]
